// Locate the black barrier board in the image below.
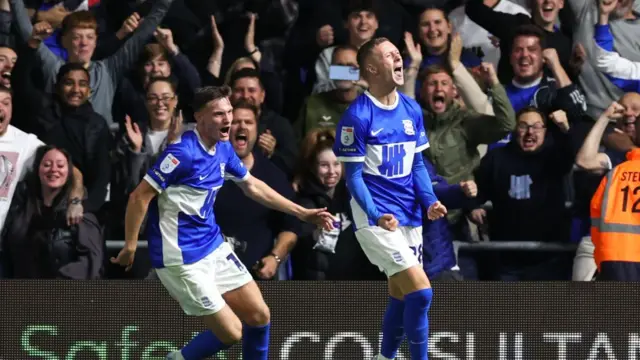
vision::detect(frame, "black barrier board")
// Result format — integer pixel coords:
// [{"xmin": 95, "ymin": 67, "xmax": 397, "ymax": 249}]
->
[{"xmin": 2, "ymin": 281, "xmax": 640, "ymax": 359}]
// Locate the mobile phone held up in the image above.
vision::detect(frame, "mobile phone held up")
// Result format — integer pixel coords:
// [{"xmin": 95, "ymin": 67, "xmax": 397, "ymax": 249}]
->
[{"xmin": 329, "ymin": 65, "xmax": 360, "ymax": 81}]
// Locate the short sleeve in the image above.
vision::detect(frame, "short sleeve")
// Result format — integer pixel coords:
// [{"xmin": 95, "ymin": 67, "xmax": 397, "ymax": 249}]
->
[
  {"xmin": 334, "ymin": 110, "xmax": 369, "ymax": 162},
  {"xmin": 144, "ymin": 143, "xmax": 191, "ymax": 193},
  {"xmin": 224, "ymin": 143, "xmax": 250, "ymax": 182}
]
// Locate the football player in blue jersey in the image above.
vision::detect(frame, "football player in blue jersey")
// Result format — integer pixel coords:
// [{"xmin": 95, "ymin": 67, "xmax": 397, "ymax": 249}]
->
[
  {"xmin": 333, "ymin": 38, "xmax": 448, "ymax": 360},
  {"xmin": 111, "ymin": 85, "xmax": 333, "ymax": 360}
]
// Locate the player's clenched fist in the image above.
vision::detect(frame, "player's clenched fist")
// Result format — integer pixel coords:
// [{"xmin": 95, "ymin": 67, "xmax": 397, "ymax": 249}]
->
[
  {"xmin": 427, "ymin": 201, "xmax": 447, "ymax": 220},
  {"xmin": 377, "ymin": 214, "xmax": 399, "ymax": 231}
]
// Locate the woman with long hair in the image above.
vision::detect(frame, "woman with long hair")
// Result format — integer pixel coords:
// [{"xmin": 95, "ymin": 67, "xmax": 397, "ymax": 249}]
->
[
  {"xmin": 1, "ymin": 145, "xmax": 103, "ymax": 279},
  {"xmin": 292, "ymin": 128, "xmax": 383, "ymax": 280}
]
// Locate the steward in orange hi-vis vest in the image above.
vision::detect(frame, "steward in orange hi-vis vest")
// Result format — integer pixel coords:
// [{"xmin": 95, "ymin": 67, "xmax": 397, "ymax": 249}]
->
[{"xmin": 591, "ymin": 148, "xmax": 640, "ymax": 280}]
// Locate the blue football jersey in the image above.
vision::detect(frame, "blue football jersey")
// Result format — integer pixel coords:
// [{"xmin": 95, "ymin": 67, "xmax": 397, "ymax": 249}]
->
[
  {"xmin": 334, "ymin": 91, "xmax": 430, "ymax": 229},
  {"xmin": 144, "ymin": 129, "xmax": 249, "ymax": 268}
]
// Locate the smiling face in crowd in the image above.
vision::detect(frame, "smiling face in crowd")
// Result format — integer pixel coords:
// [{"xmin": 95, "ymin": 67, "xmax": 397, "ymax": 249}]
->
[
  {"xmin": 59, "ymin": 69, "xmax": 90, "ymax": 108},
  {"xmin": 345, "ymin": 10, "xmax": 378, "ymax": 45},
  {"xmin": 231, "ymin": 77, "xmax": 265, "ymax": 109},
  {"xmin": 511, "ymin": 34, "xmax": 544, "ymax": 84},
  {"xmin": 39, "ymin": 148, "xmax": 70, "ymax": 191},
  {"xmin": 145, "ymin": 79, "xmax": 178, "ymax": 125},
  {"xmin": 418, "ymin": 8, "xmax": 451, "ymax": 55},
  {"xmin": 532, "ymin": 0, "xmax": 564, "ymax": 29},
  {"xmin": 314, "ymin": 148, "xmax": 341, "ymax": 190}
]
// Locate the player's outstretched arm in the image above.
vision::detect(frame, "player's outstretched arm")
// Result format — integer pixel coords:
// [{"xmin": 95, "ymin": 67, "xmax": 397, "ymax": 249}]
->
[
  {"xmin": 111, "ymin": 180, "xmax": 158, "ymax": 271},
  {"xmin": 237, "ymin": 176, "xmax": 334, "ymax": 230}
]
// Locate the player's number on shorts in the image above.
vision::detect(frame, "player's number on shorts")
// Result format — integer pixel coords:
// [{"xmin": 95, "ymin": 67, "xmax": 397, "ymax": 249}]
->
[
  {"xmin": 409, "ymin": 244, "xmax": 423, "ymax": 264},
  {"xmin": 226, "ymin": 253, "xmax": 244, "ymax": 270}
]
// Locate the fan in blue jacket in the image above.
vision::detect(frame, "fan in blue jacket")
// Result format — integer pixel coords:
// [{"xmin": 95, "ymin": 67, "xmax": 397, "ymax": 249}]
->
[{"xmin": 422, "ymin": 156, "xmax": 475, "ymax": 280}]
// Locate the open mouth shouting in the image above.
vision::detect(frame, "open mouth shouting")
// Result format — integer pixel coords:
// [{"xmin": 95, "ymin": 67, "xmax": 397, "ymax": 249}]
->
[
  {"xmin": 219, "ymin": 125, "xmax": 231, "ymax": 140},
  {"xmin": 234, "ymin": 131, "xmax": 248, "ymax": 150},
  {"xmin": 521, "ymin": 133, "xmax": 538, "ymax": 150},
  {"xmin": 430, "ymin": 93, "xmax": 447, "ymax": 113}
]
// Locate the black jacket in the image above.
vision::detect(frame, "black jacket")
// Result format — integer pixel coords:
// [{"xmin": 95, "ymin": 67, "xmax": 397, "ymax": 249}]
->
[
  {"xmin": 37, "ymin": 100, "xmax": 112, "ymax": 213},
  {"xmin": 1, "ymin": 182, "xmax": 104, "ymax": 279},
  {"xmin": 294, "ymin": 178, "xmax": 383, "ymax": 280},
  {"xmin": 473, "ymin": 134, "xmax": 574, "ymax": 244}
]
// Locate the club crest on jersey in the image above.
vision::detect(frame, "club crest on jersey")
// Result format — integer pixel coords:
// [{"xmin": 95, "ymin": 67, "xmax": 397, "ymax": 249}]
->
[
  {"xmin": 341, "ymin": 126, "xmax": 354, "ymax": 146},
  {"xmin": 220, "ymin": 163, "xmax": 226, "ymax": 178},
  {"xmin": 160, "ymin": 153, "xmax": 180, "ymax": 174},
  {"xmin": 402, "ymin": 120, "xmax": 415, "ymax": 135}
]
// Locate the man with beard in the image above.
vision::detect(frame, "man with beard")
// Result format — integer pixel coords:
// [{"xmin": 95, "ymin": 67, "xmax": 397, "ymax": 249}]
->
[
  {"xmin": 215, "ymin": 100, "xmax": 299, "ymax": 280},
  {"xmin": 574, "ymin": 93, "xmax": 638, "ymax": 281},
  {"xmin": 295, "ymin": 44, "xmax": 363, "ymax": 140},
  {"xmin": 490, "ymin": 24, "xmax": 586, "ymax": 150},
  {"xmin": 229, "ymin": 68, "xmax": 297, "ymax": 177},
  {"xmin": 566, "ymin": 0, "xmax": 640, "ymax": 118},
  {"xmin": 470, "ymin": 107, "xmax": 575, "ymax": 280},
  {"xmin": 466, "ymin": 0, "xmax": 578, "ymax": 83}
]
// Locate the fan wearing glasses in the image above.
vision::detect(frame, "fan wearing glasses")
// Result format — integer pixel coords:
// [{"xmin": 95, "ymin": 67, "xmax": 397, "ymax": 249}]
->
[
  {"xmin": 469, "ymin": 106, "xmax": 575, "ymax": 280},
  {"xmin": 113, "ymin": 77, "xmax": 186, "ymax": 220}
]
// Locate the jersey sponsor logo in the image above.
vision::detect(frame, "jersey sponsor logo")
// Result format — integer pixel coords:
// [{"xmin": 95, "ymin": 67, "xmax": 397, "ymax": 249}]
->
[
  {"xmin": 220, "ymin": 163, "xmax": 226, "ymax": 178},
  {"xmin": 371, "ymin": 128, "xmax": 384, "ymax": 136},
  {"xmin": 402, "ymin": 120, "xmax": 415, "ymax": 135},
  {"xmin": 341, "ymin": 127, "xmax": 354, "ymax": 146},
  {"xmin": 160, "ymin": 153, "xmax": 180, "ymax": 174},
  {"xmin": 378, "ymin": 144, "xmax": 406, "ymax": 177}
]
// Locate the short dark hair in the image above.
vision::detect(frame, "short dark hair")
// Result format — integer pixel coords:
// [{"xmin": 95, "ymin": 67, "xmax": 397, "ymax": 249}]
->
[
  {"xmin": 192, "ymin": 86, "xmax": 232, "ymax": 112},
  {"xmin": 516, "ymin": 106, "xmax": 547, "ymax": 124},
  {"xmin": 513, "ymin": 24, "xmax": 547, "ymax": 49},
  {"xmin": 232, "ymin": 99, "xmax": 259, "ymax": 119},
  {"xmin": 419, "ymin": 64, "xmax": 452, "ymax": 83},
  {"xmin": 356, "ymin": 37, "xmax": 390, "ymax": 74},
  {"xmin": 342, "ymin": 0, "xmax": 379, "ymax": 21},
  {"xmin": 229, "ymin": 68, "xmax": 264, "ymax": 90},
  {"xmin": 56, "ymin": 62, "xmax": 90, "ymax": 87},
  {"xmin": 332, "ymin": 44, "xmax": 359, "ymax": 63}
]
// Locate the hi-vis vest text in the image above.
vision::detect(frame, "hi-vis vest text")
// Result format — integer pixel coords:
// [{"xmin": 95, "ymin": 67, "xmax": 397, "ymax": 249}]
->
[{"xmin": 590, "ymin": 148, "xmax": 640, "ymax": 269}]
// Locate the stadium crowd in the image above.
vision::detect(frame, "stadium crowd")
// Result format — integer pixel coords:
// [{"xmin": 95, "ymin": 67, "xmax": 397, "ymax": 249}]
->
[{"xmin": 0, "ymin": 0, "xmax": 637, "ymax": 281}]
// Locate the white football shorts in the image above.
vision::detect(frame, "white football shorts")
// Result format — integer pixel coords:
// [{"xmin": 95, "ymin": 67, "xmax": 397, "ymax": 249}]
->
[
  {"xmin": 155, "ymin": 242, "xmax": 253, "ymax": 316},
  {"xmin": 355, "ymin": 225, "xmax": 423, "ymax": 277}
]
